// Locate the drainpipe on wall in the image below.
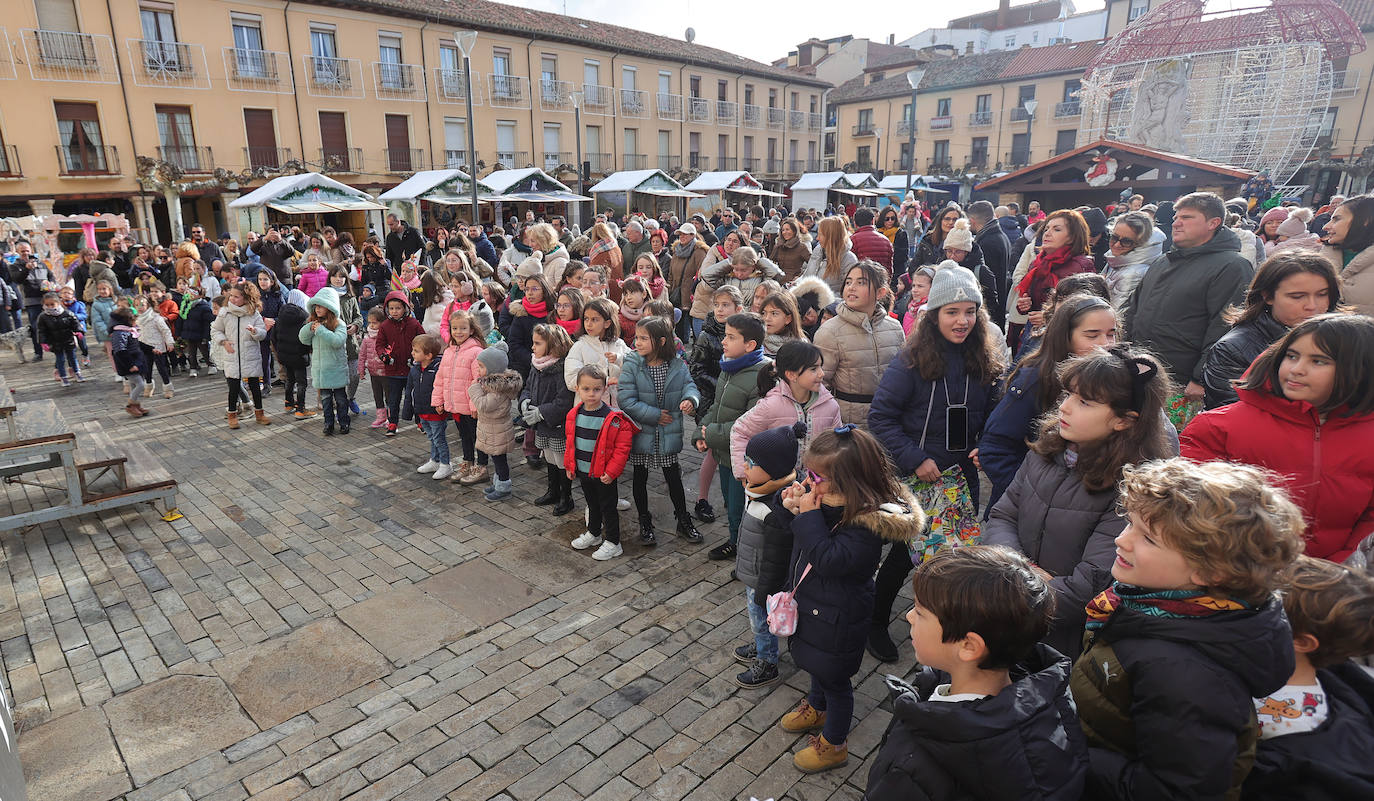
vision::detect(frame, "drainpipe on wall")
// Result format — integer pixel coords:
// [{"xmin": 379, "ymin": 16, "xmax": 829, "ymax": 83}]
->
[
  {"xmin": 103, "ymin": 0, "xmax": 149, "ymax": 234},
  {"xmin": 526, "ymin": 38, "xmax": 539, "ymax": 171},
  {"xmin": 420, "ymin": 20, "xmax": 435, "ymax": 171}
]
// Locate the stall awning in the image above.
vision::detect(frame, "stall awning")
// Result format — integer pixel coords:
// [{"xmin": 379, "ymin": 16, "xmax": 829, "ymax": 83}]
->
[
  {"xmin": 726, "ymin": 187, "xmax": 786, "ymax": 197},
  {"xmin": 831, "ymin": 188, "xmax": 881, "ymax": 197},
  {"xmin": 480, "ymin": 191, "xmax": 592, "ymax": 203},
  {"xmin": 267, "ymin": 201, "xmax": 338, "ymax": 214},
  {"xmin": 424, "ymin": 195, "xmax": 491, "ymax": 206},
  {"xmin": 636, "ymin": 188, "xmax": 705, "ymax": 198}
]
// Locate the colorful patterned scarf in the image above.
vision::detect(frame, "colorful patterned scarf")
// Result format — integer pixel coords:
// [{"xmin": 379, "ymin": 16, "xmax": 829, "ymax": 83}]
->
[
  {"xmin": 590, "ymin": 237, "xmax": 619, "ymax": 260},
  {"xmin": 1085, "ymin": 583, "xmax": 1251, "ymax": 631}
]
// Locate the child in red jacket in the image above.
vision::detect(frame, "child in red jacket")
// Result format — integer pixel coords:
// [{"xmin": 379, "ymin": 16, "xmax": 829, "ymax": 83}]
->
[
  {"xmin": 374, "ymin": 289, "xmax": 426, "ymax": 437},
  {"xmin": 564, "ymin": 363, "xmax": 638, "ymax": 560}
]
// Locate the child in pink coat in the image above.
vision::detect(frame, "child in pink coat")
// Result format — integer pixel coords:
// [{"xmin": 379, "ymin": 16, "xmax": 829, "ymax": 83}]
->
[
  {"xmin": 296, "ymin": 252, "xmax": 329, "ymax": 298},
  {"xmin": 431, "ymin": 308, "xmax": 487, "ymax": 484},
  {"xmin": 729, "ymin": 339, "xmax": 841, "ymax": 480}
]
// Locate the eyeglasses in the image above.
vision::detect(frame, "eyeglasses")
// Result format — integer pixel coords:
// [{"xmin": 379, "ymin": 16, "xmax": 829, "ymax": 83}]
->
[
  {"xmin": 554, "ymin": 302, "xmax": 574, "ymax": 310},
  {"xmin": 1109, "ymin": 234, "xmax": 1137, "ymax": 247},
  {"xmin": 806, "ymin": 468, "xmax": 827, "ymax": 486}
]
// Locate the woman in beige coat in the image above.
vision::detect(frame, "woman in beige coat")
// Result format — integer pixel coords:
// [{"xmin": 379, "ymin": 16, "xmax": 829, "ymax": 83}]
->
[
  {"xmin": 812, "ymin": 260, "xmax": 906, "ymax": 426},
  {"xmin": 1319, "ymin": 196, "xmax": 1374, "ymax": 316}
]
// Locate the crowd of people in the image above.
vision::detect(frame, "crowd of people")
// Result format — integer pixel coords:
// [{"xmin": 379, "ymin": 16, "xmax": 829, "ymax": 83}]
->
[{"xmin": 4, "ymin": 186, "xmax": 1373, "ymax": 799}]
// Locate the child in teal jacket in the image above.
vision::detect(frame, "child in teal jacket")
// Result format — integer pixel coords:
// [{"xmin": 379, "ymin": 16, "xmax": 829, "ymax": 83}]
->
[{"xmin": 301, "ymin": 287, "xmax": 351, "ymax": 435}]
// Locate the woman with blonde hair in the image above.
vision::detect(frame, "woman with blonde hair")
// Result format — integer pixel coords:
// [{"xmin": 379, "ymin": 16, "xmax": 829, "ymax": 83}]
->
[
  {"xmin": 174, "ymin": 240, "xmax": 201, "ymax": 281},
  {"xmin": 800, "ymin": 216, "xmax": 858, "ymax": 295},
  {"xmin": 588, "ymin": 222, "xmax": 624, "ymax": 302}
]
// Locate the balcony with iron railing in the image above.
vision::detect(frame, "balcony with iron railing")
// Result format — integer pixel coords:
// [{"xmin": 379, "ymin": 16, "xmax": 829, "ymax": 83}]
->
[
  {"xmin": 582, "ymin": 83, "xmax": 614, "ymax": 115},
  {"xmin": 128, "ymin": 39, "xmax": 208, "ymax": 89},
  {"xmin": 303, "ymin": 54, "xmax": 363, "ymax": 98},
  {"xmin": 657, "ymin": 154, "xmax": 681, "ymax": 172},
  {"xmin": 373, "ymin": 61, "xmax": 424, "ymax": 101},
  {"xmin": 852, "ymin": 123, "xmax": 876, "ymax": 137},
  {"xmin": 56, "ymin": 144, "xmax": 119, "ymax": 175},
  {"xmin": 493, "ymin": 150, "xmax": 528, "ymax": 168},
  {"xmin": 622, "ymin": 154, "xmax": 647, "ymax": 170},
  {"xmin": 969, "ymin": 110, "xmax": 995, "ymax": 128},
  {"xmin": 1009, "ymin": 107, "xmax": 1034, "ymax": 122},
  {"xmin": 538, "ymin": 79, "xmax": 575, "ymax": 112},
  {"xmin": 656, "ymin": 92, "xmax": 683, "ymax": 121},
  {"xmin": 618, "ymin": 89, "xmax": 648, "ymax": 119},
  {"xmin": 928, "ymin": 157, "xmax": 953, "ymax": 173},
  {"xmin": 853, "ymin": 160, "xmax": 874, "ymax": 174},
  {"xmin": 1005, "ymin": 149, "xmax": 1031, "ymax": 168},
  {"xmin": 929, "ymin": 115, "xmax": 953, "ymax": 131},
  {"xmin": 384, "ymin": 148, "xmax": 424, "ymax": 172},
  {"xmin": 788, "ymin": 110, "xmax": 806, "ymax": 130},
  {"xmin": 896, "ymin": 118, "xmax": 917, "ymax": 136},
  {"xmin": 443, "ymin": 149, "xmax": 468, "ymax": 169},
  {"xmin": 0, "ymin": 145, "xmax": 20, "ymax": 178},
  {"xmin": 767, "ymin": 108, "xmax": 786, "ymax": 130},
  {"xmin": 763, "ymin": 158, "xmax": 784, "ymax": 175},
  {"xmin": 435, "ymin": 68, "xmax": 482, "ymax": 105},
  {"xmin": 1332, "ymin": 69, "xmax": 1361, "ymax": 98},
  {"xmin": 809, "ymin": 113, "xmax": 823, "ymax": 132},
  {"xmin": 716, "ymin": 100, "xmax": 737, "ymax": 126},
  {"xmin": 687, "ymin": 97, "xmax": 712, "ymax": 124},
  {"xmin": 156, "ymin": 145, "xmax": 213, "ymax": 173},
  {"xmin": 320, "ymin": 147, "xmax": 363, "ymax": 172},
  {"xmin": 718, "ymin": 156, "xmax": 737, "ymax": 170},
  {"xmin": 1054, "ymin": 100, "xmax": 1081, "ymax": 118},
  {"xmin": 742, "ymin": 157, "xmax": 760, "ymax": 172},
  {"xmin": 586, "ymin": 152, "xmax": 614, "ymax": 174},
  {"xmin": 488, "ymin": 74, "xmax": 529, "ymax": 108},
  {"xmin": 742, "ymin": 104, "xmax": 763, "ymax": 129},
  {"xmin": 244, "ymin": 146, "xmax": 291, "ymax": 169},
  {"xmin": 892, "ymin": 156, "xmax": 915, "ymax": 173},
  {"xmin": 967, "ymin": 157, "xmax": 989, "ymax": 171},
  {"xmin": 22, "ymin": 29, "xmax": 118, "ymax": 83},
  {"xmin": 787, "ymin": 158, "xmax": 812, "ymax": 175},
  {"xmin": 687, "ymin": 153, "xmax": 710, "ymax": 170},
  {"xmin": 540, "ymin": 151, "xmax": 571, "ymax": 172},
  {"xmin": 223, "ymin": 47, "xmax": 289, "ymax": 92}
]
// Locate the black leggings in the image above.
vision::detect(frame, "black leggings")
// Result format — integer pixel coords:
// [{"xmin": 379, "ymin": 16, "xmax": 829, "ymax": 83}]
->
[
  {"xmin": 871, "ymin": 544, "xmax": 914, "ymax": 626},
  {"xmin": 283, "ymin": 364, "xmax": 308, "ymax": 410},
  {"xmin": 632, "ymin": 462, "xmax": 688, "ymax": 520},
  {"xmin": 369, "ymin": 375, "xmax": 386, "ymax": 408},
  {"xmin": 455, "ymin": 414, "xmax": 485, "ymax": 465},
  {"xmin": 228, "ymin": 376, "xmax": 262, "ymax": 412}
]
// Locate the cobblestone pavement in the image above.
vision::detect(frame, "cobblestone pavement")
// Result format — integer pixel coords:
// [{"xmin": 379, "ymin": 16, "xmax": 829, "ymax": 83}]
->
[{"xmin": 2, "ymin": 351, "xmax": 920, "ymax": 801}]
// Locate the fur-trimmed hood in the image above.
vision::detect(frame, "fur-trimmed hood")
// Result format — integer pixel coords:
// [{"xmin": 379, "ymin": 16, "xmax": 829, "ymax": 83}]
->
[
  {"xmin": 791, "ymin": 274, "xmax": 835, "ymax": 309},
  {"xmin": 850, "ymin": 489, "xmax": 925, "ymax": 544},
  {"xmin": 475, "ymin": 368, "xmax": 523, "ymax": 397}
]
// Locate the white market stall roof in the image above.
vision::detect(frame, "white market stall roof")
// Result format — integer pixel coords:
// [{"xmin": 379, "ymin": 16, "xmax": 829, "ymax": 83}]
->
[
  {"xmin": 228, "ymin": 173, "xmax": 386, "ymax": 213},
  {"xmin": 377, "ymin": 169, "xmax": 494, "ymax": 205},
  {"xmin": 684, "ymin": 171, "xmax": 785, "ymax": 197},
  {"xmin": 789, "ymin": 172, "xmax": 883, "ymax": 197},
  {"xmin": 478, "ymin": 168, "xmax": 591, "ymax": 203},
  {"xmin": 877, "ymin": 175, "xmax": 951, "ymax": 195},
  {"xmin": 588, "ymin": 169, "xmax": 704, "ymax": 198}
]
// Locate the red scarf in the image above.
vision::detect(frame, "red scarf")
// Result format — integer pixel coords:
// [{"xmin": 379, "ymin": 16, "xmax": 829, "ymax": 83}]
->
[
  {"xmin": 590, "ymin": 237, "xmax": 618, "ymax": 259},
  {"xmin": 521, "ymin": 297, "xmax": 548, "ymax": 318},
  {"xmin": 1017, "ymin": 245, "xmax": 1076, "ymax": 303},
  {"xmin": 555, "ymin": 317, "xmax": 581, "ymax": 337}
]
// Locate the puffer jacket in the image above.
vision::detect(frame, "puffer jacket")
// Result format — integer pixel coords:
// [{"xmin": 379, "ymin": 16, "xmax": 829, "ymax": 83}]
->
[
  {"xmin": 110, "ymin": 324, "xmax": 147, "ymax": 377},
  {"xmin": 779, "ymin": 497, "xmax": 923, "ymax": 681},
  {"xmin": 813, "ymin": 303, "xmax": 906, "ymax": 427},
  {"xmin": 666, "ymin": 241, "xmax": 709, "ymax": 308},
  {"xmin": 519, "ymin": 357, "xmax": 574, "ymax": 440},
  {"xmin": 799, "ymin": 244, "xmax": 858, "ymax": 296},
  {"xmin": 1321, "ymin": 243, "xmax": 1374, "ymax": 316},
  {"xmin": 770, "ymin": 235, "xmax": 811, "ymax": 282},
  {"xmin": 506, "ymin": 298, "xmax": 549, "ymax": 378},
  {"xmin": 983, "ymin": 450, "xmax": 1125, "ymax": 658},
  {"xmin": 564, "ymin": 334, "xmax": 630, "ymax": 400},
  {"xmin": 296, "ymin": 265, "xmax": 328, "ymax": 298},
  {"xmin": 539, "ymin": 246, "xmax": 571, "ymax": 290},
  {"xmin": 698, "ymin": 355, "xmax": 770, "ymax": 466},
  {"xmin": 468, "ymin": 369, "xmax": 523, "ymax": 455},
  {"xmin": 273, "ymin": 302, "xmax": 311, "ymax": 369},
  {"xmin": 728, "ymin": 380, "xmax": 841, "ymax": 481},
  {"xmin": 135, "ymin": 309, "xmax": 174, "ymax": 352},
  {"xmin": 562, "ymin": 403, "xmax": 638, "ymax": 480},
  {"xmin": 977, "ymin": 364, "xmax": 1045, "ymax": 508},
  {"xmin": 182, "ymin": 299, "xmax": 213, "ymax": 343},
  {"xmin": 1071, "ymin": 594, "xmax": 1295, "ymax": 801},
  {"xmin": 373, "ymin": 290, "xmax": 425, "ymax": 378},
  {"xmin": 300, "ymin": 290, "xmax": 349, "ymax": 390},
  {"xmin": 850, "ymin": 225, "xmax": 894, "ymax": 269},
  {"xmin": 430, "ymin": 337, "xmax": 483, "ymax": 417},
  {"xmin": 210, "ymin": 302, "xmax": 267, "ymax": 379},
  {"xmin": 686, "ymin": 315, "xmax": 725, "ymax": 419},
  {"xmin": 36, "ymin": 308, "xmax": 80, "ymax": 350},
  {"xmin": 688, "ymin": 245, "xmax": 733, "ymax": 321},
  {"xmin": 89, "ymin": 296, "xmax": 116, "ymax": 343},
  {"xmin": 401, "ymin": 355, "xmax": 441, "ymax": 421},
  {"xmin": 1201, "ymin": 310, "xmax": 1286, "ymax": 410},
  {"xmin": 865, "ymin": 644, "xmax": 1087, "ymax": 801},
  {"xmin": 358, "ymin": 331, "xmax": 382, "ymax": 379},
  {"xmin": 1180, "ymin": 382, "xmax": 1374, "ymax": 561},
  {"xmin": 616, "ymin": 353, "xmax": 699, "ymax": 456},
  {"xmin": 698, "ymin": 257, "xmax": 785, "ymax": 315},
  {"xmin": 735, "ymin": 488, "xmax": 794, "ymax": 597}
]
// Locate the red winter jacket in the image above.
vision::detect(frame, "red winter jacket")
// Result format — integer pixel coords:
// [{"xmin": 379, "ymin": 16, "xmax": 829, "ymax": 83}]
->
[
  {"xmin": 373, "ymin": 290, "xmax": 425, "ymax": 377},
  {"xmin": 1180, "ymin": 383, "xmax": 1374, "ymax": 561},
  {"xmin": 563, "ymin": 403, "xmax": 638, "ymax": 481},
  {"xmin": 850, "ymin": 225, "xmax": 895, "ymax": 270}
]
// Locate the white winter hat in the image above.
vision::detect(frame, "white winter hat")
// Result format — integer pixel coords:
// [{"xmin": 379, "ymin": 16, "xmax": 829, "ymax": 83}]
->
[
  {"xmin": 514, "ymin": 250, "xmax": 544, "ymax": 280},
  {"xmin": 943, "ymin": 218, "xmax": 974, "ymax": 252},
  {"xmin": 677, "ymin": 222, "xmax": 697, "ymax": 236}
]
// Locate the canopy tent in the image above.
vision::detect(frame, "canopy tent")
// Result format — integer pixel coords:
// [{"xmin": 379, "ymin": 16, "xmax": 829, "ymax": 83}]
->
[
  {"xmin": 476, "ymin": 168, "xmax": 591, "ymax": 225},
  {"xmin": 228, "ymin": 173, "xmax": 384, "ymax": 246},
  {"xmin": 377, "ymin": 169, "xmax": 498, "ymax": 232},
  {"xmin": 877, "ymin": 175, "xmax": 952, "ymax": 197},
  {"xmin": 789, "ymin": 172, "xmax": 884, "ymax": 212},
  {"xmin": 588, "ymin": 169, "xmax": 703, "ymax": 219},
  {"xmin": 683, "ymin": 171, "xmax": 786, "ymax": 217}
]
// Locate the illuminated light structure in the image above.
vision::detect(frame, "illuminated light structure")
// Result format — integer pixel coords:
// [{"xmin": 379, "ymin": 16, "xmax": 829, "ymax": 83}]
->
[{"xmin": 1077, "ymin": 0, "xmax": 1365, "ymax": 185}]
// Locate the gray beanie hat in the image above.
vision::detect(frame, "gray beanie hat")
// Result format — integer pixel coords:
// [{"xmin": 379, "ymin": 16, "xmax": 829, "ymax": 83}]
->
[
  {"xmin": 926, "ymin": 266, "xmax": 983, "ymax": 310},
  {"xmin": 476, "ymin": 340, "xmax": 509, "ymax": 373}
]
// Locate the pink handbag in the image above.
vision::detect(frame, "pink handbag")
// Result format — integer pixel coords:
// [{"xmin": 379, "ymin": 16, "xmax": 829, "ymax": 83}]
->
[{"xmin": 766, "ymin": 563, "xmax": 812, "ymax": 636}]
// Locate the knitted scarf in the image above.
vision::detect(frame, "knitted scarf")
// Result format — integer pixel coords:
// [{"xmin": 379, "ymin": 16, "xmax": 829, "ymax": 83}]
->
[
  {"xmin": 521, "ymin": 297, "xmax": 548, "ymax": 318},
  {"xmin": 531, "ymin": 353, "xmax": 560, "ymax": 372},
  {"xmin": 554, "ymin": 317, "xmax": 581, "ymax": 337},
  {"xmin": 878, "ymin": 225, "xmax": 900, "ymax": 244},
  {"xmin": 1017, "ymin": 245, "xmax": 1076, "ymax": 300},
  {"xmin": 510, "ymin": 238, "xmax": 533, "ymax": 257},
  {"xmin": 719, "ymin": 346, "xmax": 766, "ymax": 374},
  {"xmin": 673, "ymin": 239, "xmax": 698, "ymax": 259},
  {"xmin": 620, "ymin": 303, "xmax": 646, "ymax": 325},
  {"xmin": 1084, "ymin": 583, "xmax": 1251, "ymax": 631},
  {"xmin": 589, "ymin": 237, "xmax": 618, "ymax": 259}
]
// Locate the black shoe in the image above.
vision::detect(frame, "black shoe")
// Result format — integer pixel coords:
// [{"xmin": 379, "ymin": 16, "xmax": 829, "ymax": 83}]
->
[
  {"xmin": 676, "ymin": 515, "xmax": 703, "ymax": 544},
  {"xmin": 552, "ymin": 488, "xmax": 574, "ymax": 516},
  {"xmin": 708, "ymin": 541, "xmax": 736, "ymax": 561},
  {"xmin": 524, "ymin": 455, "xmax": 543, "ymax": 468},
  {"xmin": 338, "ymin": 424, "xmax": 350, "ymax": 435},
  {"xmin": 733, "ymin": 642, "xmax": 757, "ymax": 665},
  {"xmin": 866, "ymin": 622, "xmax": 899, "ymax": 663},
  {"xmin": 271, "ymin": 379, "xmax": 284, "ymax": 387},
  {"xmin": 638, "ymin": 515, "xmax": 657, "ymax": 546},
  {"xmin": 323, "ymin": 425, "xmax": 335, "ymax": 436},
  {"xmin": 735, "ymin": 659, "xmax": 781, "ymax": 689},
  {"xmin": 694, "ymin": 498, "xmax": 717, "ymax": 523},
  {"xmin": 533, "ymin": 466, "xmax": 560, "ymax": 505}
]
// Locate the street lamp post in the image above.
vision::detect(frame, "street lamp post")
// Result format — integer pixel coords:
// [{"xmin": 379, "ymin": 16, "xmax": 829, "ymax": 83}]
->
[
  {"xmin": 904, "ymin": 68, "xmax": 925, "ymax": 199},
  {"xmin": 872, "ymin": 127, "xmax": 883, "ymax": 177},
  {"xmin": 570, "ymin": 91, "xmax": 584, "ymax": 229},
  {"xmin": 1022, "ymin": 98, "xmax": 1038, "ymax": 167},
  {"xmin": 454, "ymin": 30, "xmax": 479, "ymax": 226}
]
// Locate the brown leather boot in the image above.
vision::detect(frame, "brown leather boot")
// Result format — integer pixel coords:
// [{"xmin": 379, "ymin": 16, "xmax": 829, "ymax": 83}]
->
[
  {"xmin": 132, "ymin": 404, "xmax": 149, "ymax": 417},
  {"xmin": 227, "ymin": 411, "xmax": 240, "ymax": 429},
  {"xmin": 126, "ymin": 403, "xmax": 142, "ymax": 418},
  {"xmin": 255, "ymin": 409, "xmax": 271, "ymax": 425}
]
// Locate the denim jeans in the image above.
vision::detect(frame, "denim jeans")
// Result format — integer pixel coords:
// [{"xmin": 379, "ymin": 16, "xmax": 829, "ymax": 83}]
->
[
  {"xmin": 420, "ymin": 419, "xmax": 450, "ymax": 464},
  {"xmin": 745, "ymin": 586, "xmax": 779, "ymax": 665},
  {"xmin": 716, "ymin": 462, "xmax": 746, "ymax": 544},
  {"xmin": 52, "ymin": 346, "xmax": 77, "ymax": 378},
  {"xmin": 320, "ymin": 387, "xmax": 348, "ymax": 428}
]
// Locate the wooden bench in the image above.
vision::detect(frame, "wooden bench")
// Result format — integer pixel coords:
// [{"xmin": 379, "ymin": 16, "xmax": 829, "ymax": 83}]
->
[
  {"xmin": 71, "ymin": 421, "xmax": 128, "ymax": 499},
  {"xmin": 0, "ymin": 374, "xmax": 15, "ymax": 441}
]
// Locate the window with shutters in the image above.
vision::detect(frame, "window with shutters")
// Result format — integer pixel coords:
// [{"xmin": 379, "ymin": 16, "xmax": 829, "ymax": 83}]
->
[
  {"xmin": 243, "ymin": 107, "xmax": 279, "ymax": 168},
  {"xmin": 55, "ymin": 101, "xmax": 109, "ymax": 173},
  {"xmin": 34, "ymin": 0, "xmax": 98, "ymax": 68},
  {"xmin": 543, "ymin": 123, "xmax": 562, "ymax": 171},
  {"xmin": 155, "ymin": 105, "xmax": 201, "ymax": 170},
  {"xmin": 495, "ymin": 120, "xmax": 517, "ymax": 164},
  {"xmin": 385, "ymin": 114, "xmax": 412, "ymax": 171},
  {"xmin": 139, "ymin": 6, "xmax": 181, "ymax": 71},
  {"xmin": 443, "ymin": 117, "xmax": 467, "ymax": 167},
  {"xmin": 230, "ymin": 16, "xmax": 270, "ymax": 79},
  {"xmin": 319, "ymin": 111, "xmax": 352, "ymax": 171}
]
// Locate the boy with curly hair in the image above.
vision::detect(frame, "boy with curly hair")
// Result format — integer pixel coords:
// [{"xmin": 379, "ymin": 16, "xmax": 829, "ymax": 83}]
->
[{"xmin": 1071, "ymin": 458, "xmax": 1304, "ymax": 801}]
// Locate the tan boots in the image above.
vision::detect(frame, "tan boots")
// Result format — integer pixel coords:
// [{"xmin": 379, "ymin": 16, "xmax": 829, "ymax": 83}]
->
[
  {"xmin": 255, "ymin": 409, "xmax": 272, "ymax": 425},
  {"xmin": 227, "ymin": 411, "xmax": 240, "ymax": 429}
]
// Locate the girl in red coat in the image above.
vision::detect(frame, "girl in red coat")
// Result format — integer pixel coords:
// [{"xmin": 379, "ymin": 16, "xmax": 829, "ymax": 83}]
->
[
  {"xmin": 374, "ymin": 290, "xmax": 425, "ymax": 437},
  {"xmin": 1180, "ymin": 314, "xmax": 1374, "ymax": 561}
]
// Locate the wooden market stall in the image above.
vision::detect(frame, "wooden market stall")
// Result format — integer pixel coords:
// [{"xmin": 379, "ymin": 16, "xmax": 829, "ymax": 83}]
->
[
  {"xmin": 683, "ymin": 171, "xmax": 786, "ymax": 218},
  {"xmin": 478, "ymin": 168, "xmax": 592, "ymax": 228},
  {"xmin": 788, "ymin": 172, "xmax": 884, "ymax": 213},
  {"xmin": 227, "ymin": 173, "xmax": 386, "ymax": 245},
  {"xmin": 376, "ymin": 169, "xmax": 494, "ymax": 234},
  {"xmin": 587, "ymin": 169, "xmax": 704, "ymax": 220}
]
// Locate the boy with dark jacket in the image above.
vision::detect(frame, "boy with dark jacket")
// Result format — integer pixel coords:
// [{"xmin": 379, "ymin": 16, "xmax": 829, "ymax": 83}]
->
[
  {"xmin": 866, "ymin": 546, "xmax": 1086, "ymax": 801},
  {"xmin": 1244, "ymin": 556, "xmax": 1374, "ymax": 801},
  {"xmin": 1070, "ymin": 459, "xmax": 1303, "ymax": 801},
  {"xmin": 181, "ymin": 288, "xmax": 214, "ymax": 375},
  {"xmin": 732, "ymin": 421, "xmax": 806, "ymax": 690},
  {"xmin": 274, "ymin": 290, "xmax": 313, "ymax": 418},
  {"xmin": 36, "ymin": 292, "xmax": 83, "ymax": 385}
]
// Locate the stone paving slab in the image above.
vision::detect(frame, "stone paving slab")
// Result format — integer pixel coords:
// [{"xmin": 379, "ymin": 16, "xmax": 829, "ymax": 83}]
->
[
  {"xmin": 337, "ymin": 582, "xmax": 481, "ymax": 667},
  {"xmin": 17, "ymin": 705, "xmax": 129, "ymax": 801},
  {"xmin": 417, "ymin": 558, "xmax": 548, "ymax": 628},
  {"xmin": 213, "ymin": 618, "xmax": 390, "ymax": 729},
  {"xmin": 103, "ymin": 674, "xmax": 258, "ymax": 785}
]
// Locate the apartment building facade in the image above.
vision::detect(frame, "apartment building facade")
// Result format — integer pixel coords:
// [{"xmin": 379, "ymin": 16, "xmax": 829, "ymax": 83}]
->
[{"xmin": 0, "ymin": 0, "xmax": 827, "ymax": 240}]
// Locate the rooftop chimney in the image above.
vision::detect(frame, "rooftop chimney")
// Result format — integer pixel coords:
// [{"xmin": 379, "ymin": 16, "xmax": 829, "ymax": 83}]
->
[
  {"xmin": 997, "ymin": 0, "xmax": 1011, "ymax": 29},
  {"xmin": 888, "ymin": 34, "xmax": 895, "ymax": 45}
]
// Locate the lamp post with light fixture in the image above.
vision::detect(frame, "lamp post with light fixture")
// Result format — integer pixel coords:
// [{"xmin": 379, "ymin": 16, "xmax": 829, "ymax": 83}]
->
[
  {"xmin": 1022, "ymin": 98, "xmax": 1038, "ymax": 167},
  {"xmin": 903, "ymin": 68, "xmax": 926, "ymax": 199},
  {"xmin": 454, "ymin": 30, "xmax": 479, "ymax": 225},
  {"xmin": 571, "ymin": 90, "xmax": 585, "ymax": 228}
]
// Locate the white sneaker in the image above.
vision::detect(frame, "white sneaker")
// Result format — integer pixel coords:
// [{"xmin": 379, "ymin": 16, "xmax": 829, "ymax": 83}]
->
[
  {"xmin": 616, "ymin": 498, "xmax": 631, "ymax": 511},
  {"xmin": 591, "ymin": 541, "xmax": 623, "ymax": 561},
  {"xmin": 570, "ymin": 531, "xmax": 603, "ymax": 550},
  {"xmin": 432, "ymin": 463, "xmax": 453, "ymax": 480},
  {"xmin": 417, "ymin": 460, "xmax": 439, "ymax": 473},
  {"xmin": 189, "ymin": 370, "xmax": 198, "ymax": 378}
]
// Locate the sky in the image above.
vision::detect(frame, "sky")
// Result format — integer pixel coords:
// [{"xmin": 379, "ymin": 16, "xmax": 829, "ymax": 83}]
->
[{"xmin": 491, "ymin": 0, "xmax": 1107, "ymax": 64}]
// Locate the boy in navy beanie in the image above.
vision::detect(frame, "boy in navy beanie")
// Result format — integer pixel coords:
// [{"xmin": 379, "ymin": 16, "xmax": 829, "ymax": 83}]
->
[{"xmin": 733, "ymin": 421, "xmax": 808, "ymax": 689}]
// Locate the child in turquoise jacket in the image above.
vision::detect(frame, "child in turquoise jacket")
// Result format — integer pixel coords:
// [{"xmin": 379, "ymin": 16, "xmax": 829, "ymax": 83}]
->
[{"xmin": 301, "ymin": 287, "xmax": 351, "ymax": 435}]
